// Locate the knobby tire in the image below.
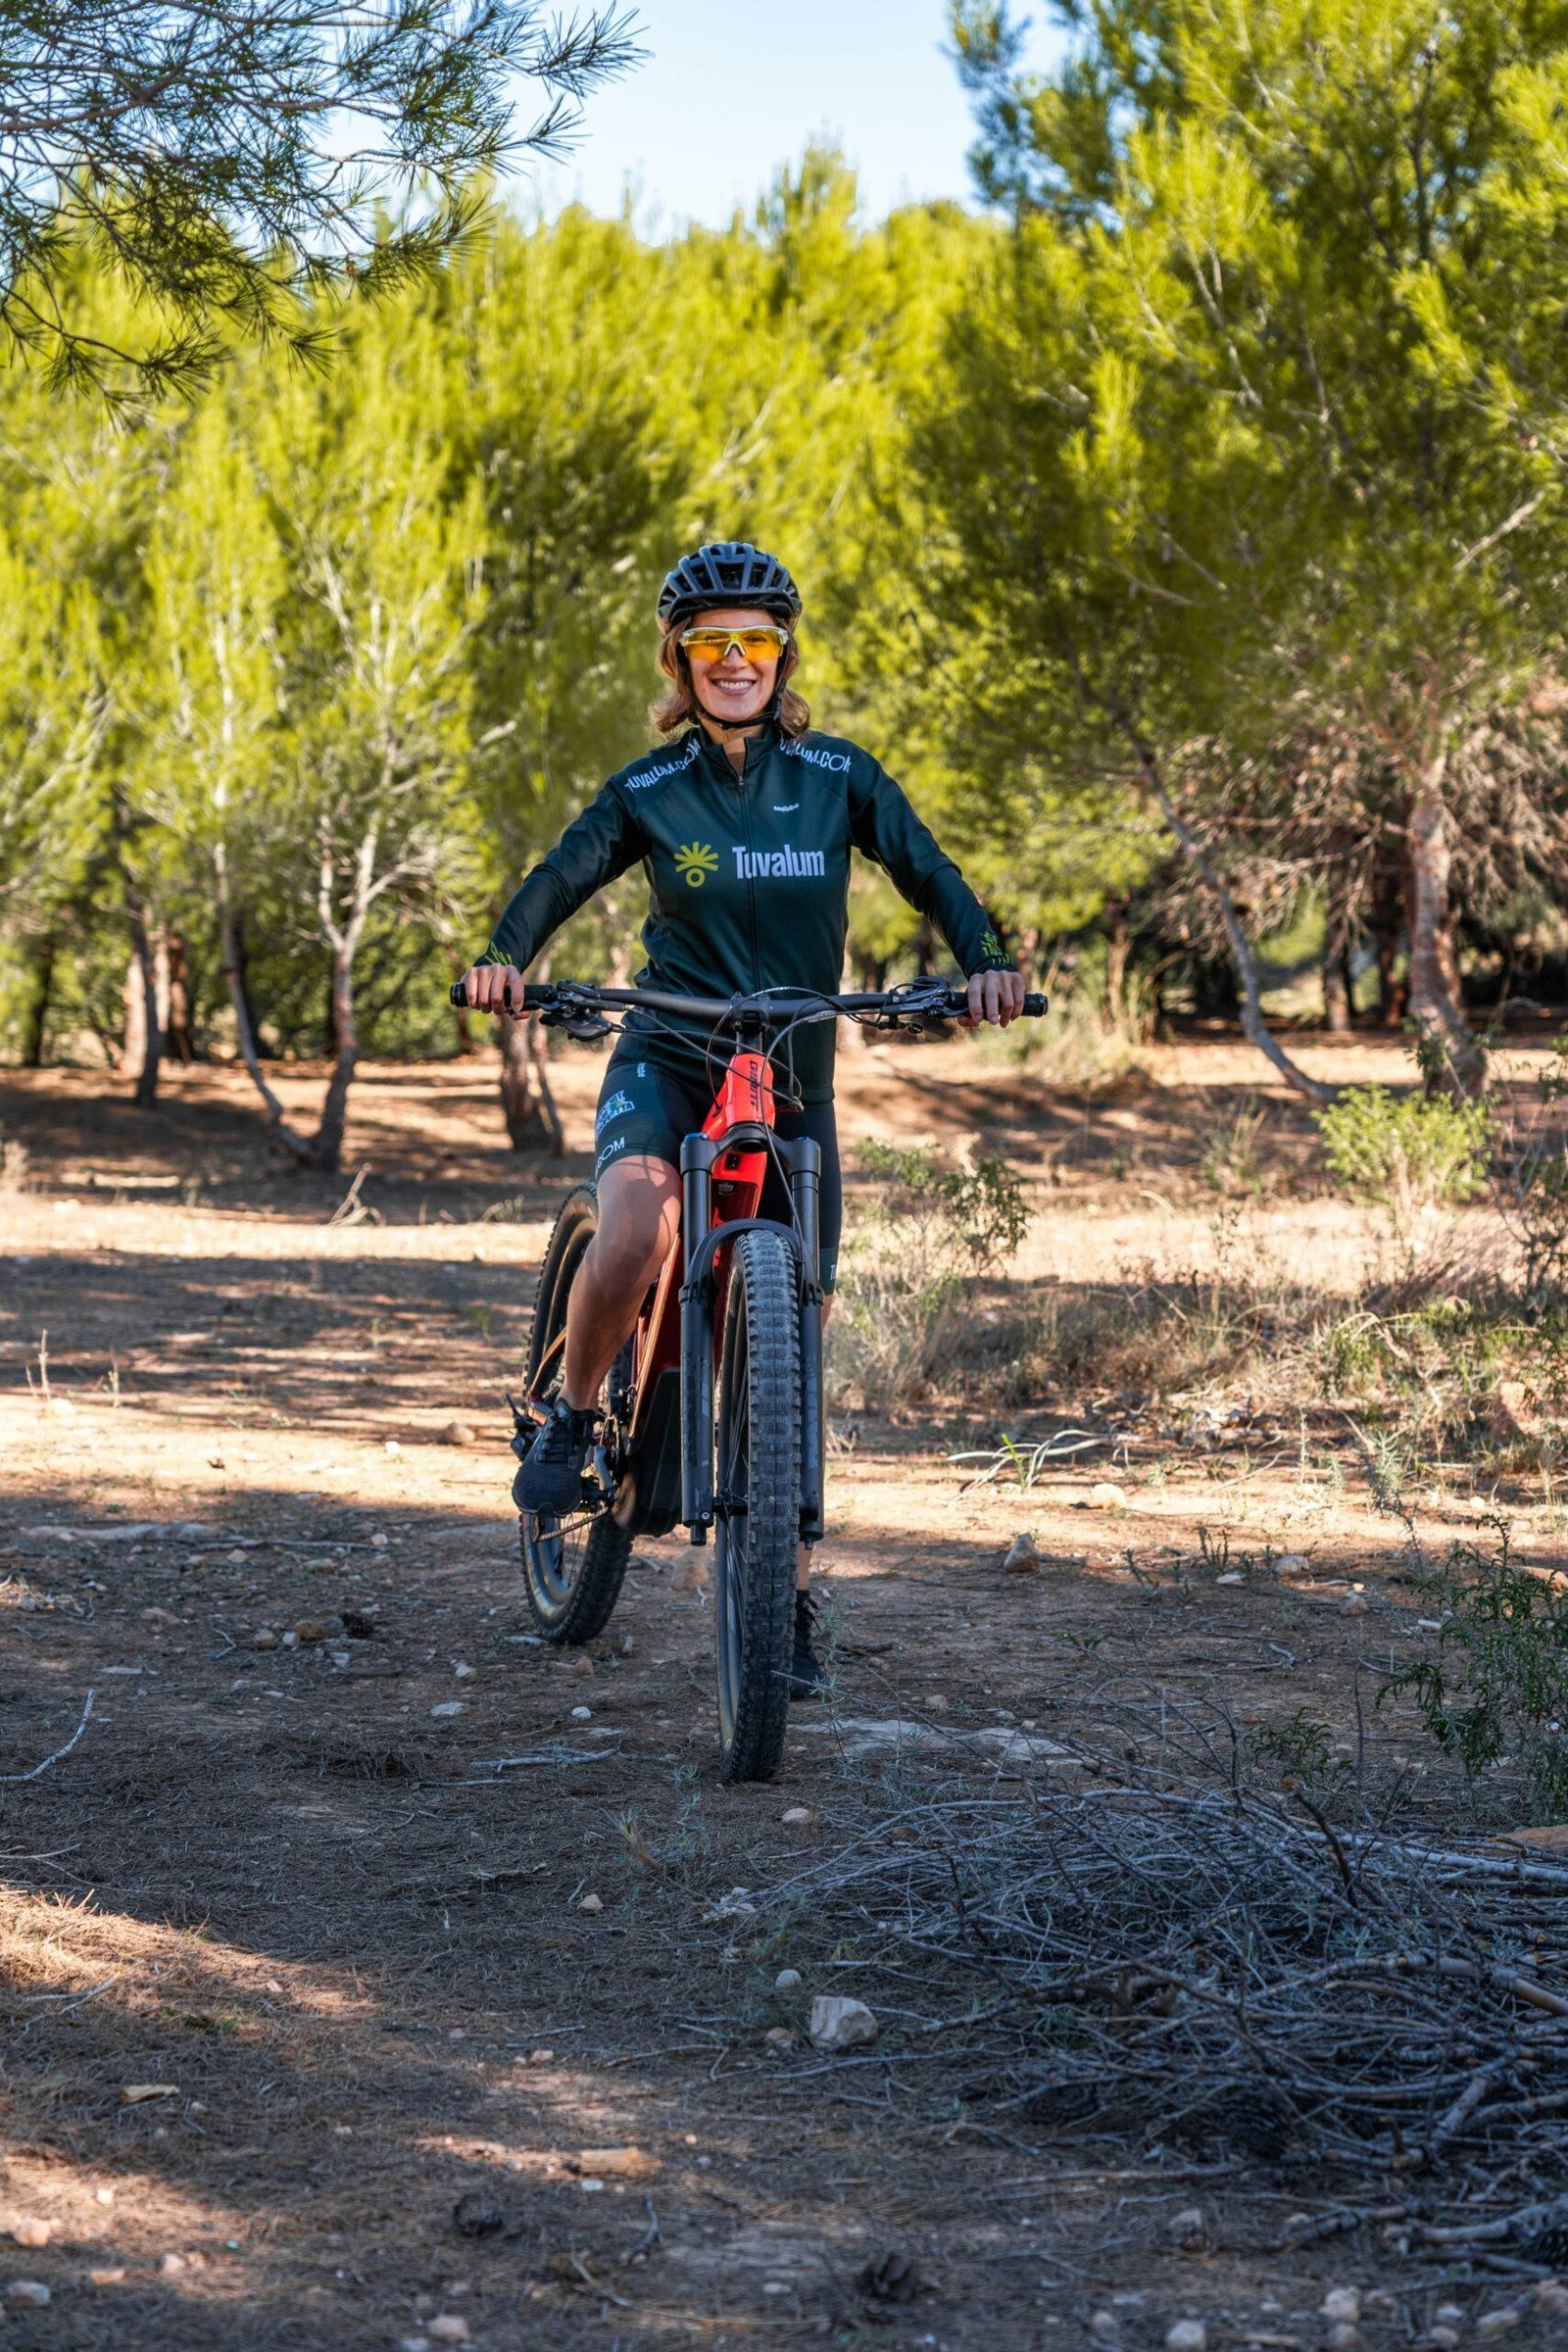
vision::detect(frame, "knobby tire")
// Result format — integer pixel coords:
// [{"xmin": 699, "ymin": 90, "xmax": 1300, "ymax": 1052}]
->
[
  {"xmin": 714, "ymin": 1227, "xmax": 801, "ymax": 1783},
  {"xmin": 519, "ymin": 1183, "xmax": 631, "ymax": 1644}
]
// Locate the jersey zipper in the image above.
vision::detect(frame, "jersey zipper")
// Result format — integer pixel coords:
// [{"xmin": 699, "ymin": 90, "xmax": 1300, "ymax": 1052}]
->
[{"xmin": 738, "ymin": 743, "xmax": 760, "ymax": 994}]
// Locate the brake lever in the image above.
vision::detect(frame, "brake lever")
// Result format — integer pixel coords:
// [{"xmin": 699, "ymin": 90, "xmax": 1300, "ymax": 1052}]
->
[
  {"xmin": 539, "ymin": 1004, "xmax": 613, "ymax": 1043},
  {"xmin": 869, "ymin": 983, "xmax": 962, "ymax": 1035}
]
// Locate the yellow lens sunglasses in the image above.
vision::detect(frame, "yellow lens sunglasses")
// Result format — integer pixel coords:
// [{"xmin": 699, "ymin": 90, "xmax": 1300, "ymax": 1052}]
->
[{"xmin": 680, "ymin": 624, "xmax": 792, "ymax": 664}]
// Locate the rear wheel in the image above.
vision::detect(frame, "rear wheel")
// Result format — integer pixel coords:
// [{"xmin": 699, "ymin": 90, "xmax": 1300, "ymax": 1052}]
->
[
  {"xmin": 714, "ymin": 1228, "xmax": 801, "ymax": 1782},
  {"xmin": 519, "ymin": 1184, "xmax": 632, "ymax": 1644}
]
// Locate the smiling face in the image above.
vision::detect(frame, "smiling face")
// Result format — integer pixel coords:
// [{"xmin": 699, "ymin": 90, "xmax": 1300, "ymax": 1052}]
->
[{"xmin": 683, "ymin": 605, "xmax": 784, "ymax": 730}]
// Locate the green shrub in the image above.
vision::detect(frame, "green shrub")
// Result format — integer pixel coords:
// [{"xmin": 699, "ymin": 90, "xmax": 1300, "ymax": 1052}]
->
[
  {"xmin": 1385, "ymin": 1522, "xmax": 1568, "ymax": 1819},
  {"xmin": 855, "ymin": 1141, "xmax": 1029, "ymax": 1269},
  {"xmin": 1316, "ymin": 1085, "xmax": 1494, "ymax": 1209},
  {"xmin": 829, "ymin": 1144, "xmax": 1030, "ymax": 1411},
  {"xmin": 1316, "ymin": 1084, "xmax": 1494, "ymax": 1274},
  {"xmin": 1249, "ymin": 1708, "xmax": 1348, "ymax": 1803}
]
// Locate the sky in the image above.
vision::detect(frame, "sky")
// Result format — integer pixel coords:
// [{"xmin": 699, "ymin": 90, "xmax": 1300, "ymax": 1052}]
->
[{"xmin": 520, "ymin": 0, "xmax": 1065, "ymax": 231}]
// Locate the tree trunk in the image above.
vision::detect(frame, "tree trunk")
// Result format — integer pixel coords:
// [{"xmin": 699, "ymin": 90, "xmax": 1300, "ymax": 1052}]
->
[
  {"xmin": 1322, "ymin": 903, "xmax": 1351, "ymax": 1034},
  {"xmin": 127, "ymin": 901, "xmax": 164, "ymax": 1109},
  {"xmin": 1370, "ymin": 856, "xmax": 1407, "ymax": 1027},
  {"xmin": 308, "ymin": 824, "xmax": 381, "ymax": 1175},
  {"xmin": 1406, "ymin": 764, "xmax": 1486, "ymax": 1095},
  {"xmin": 165, "ymin": 933, "xmax": 195, "ymax": 1063},
  {"xmin": 498, "ymin": 948, "xmax": 564, "ymax": 1153},
  {"xmin": 915, "ymin": 916, "xmax": 938, "ymax": 977},
  {"xmin": 20, "ymin": 934, "xmax": 55, "ymax": 1066},
  {"xmin": 311, "ymin": 941, "xmax": 359, "ymax": 1173},
  {"xmin": 217, "ymin": 847, "xmax": 312, "ymax": 1160},
  {"xmin": 1131, "ymin": 740, "xmax": 1335, "ymax": 1104},
  {"xmin": 122, "ymin": 953, "xmax": 141, "ymax": 1075},
  {"xmin": 1323, "ymin": 955, "xmax": 1351, "ymax": 1033},
  {"xmin": 500, "ymin": 1011, "xmax": 549, "ymax": 1148},
  {"xmin": 233, "ymin": 912, "xmax": 264, "ymax": 1054},
  {"xmin": 527, "ymin": 1012, "xmax": 564, "ymax": 1154},
  {"xmin": 1105, "ymin": 898, "xmax": 1130, "ymax": 1026}
]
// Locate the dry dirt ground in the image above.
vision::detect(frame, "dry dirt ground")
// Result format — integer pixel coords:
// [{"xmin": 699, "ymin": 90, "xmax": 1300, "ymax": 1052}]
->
[{"xmin": 1, "ymin": 1035, "xmax": 1565, "ymax": 2352}]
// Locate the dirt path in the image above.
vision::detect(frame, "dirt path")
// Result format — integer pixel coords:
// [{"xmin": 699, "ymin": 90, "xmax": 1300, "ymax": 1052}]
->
[{"xmin": 1, "ymin": 1050, "xmax": 1564, "ymax": 2350}]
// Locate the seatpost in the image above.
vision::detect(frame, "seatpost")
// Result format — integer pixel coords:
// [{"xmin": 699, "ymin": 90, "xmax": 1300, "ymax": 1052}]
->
[
  {"xmin": 792, "ymin": 1137, "xmax": 826, "ymax": 1545},
  {"xmin": 678, "ymin": 1133, "xmax": 717, "ymax": 1542}
]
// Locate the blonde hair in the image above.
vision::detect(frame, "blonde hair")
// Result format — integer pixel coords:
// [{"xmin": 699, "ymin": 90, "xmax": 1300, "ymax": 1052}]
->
[{"xmin": 650, "ymin": 618, "xmax": 809, "ymax": 740}]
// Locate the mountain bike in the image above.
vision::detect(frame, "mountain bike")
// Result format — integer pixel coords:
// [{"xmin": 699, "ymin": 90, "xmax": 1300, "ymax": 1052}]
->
[{"xmin": 449, "ymin": 976, "xmax": 1046, "ymax": 1781}]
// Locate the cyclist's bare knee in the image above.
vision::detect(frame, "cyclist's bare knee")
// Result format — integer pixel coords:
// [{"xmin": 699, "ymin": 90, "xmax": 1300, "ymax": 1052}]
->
[{"xmin": 590, "ymin": 1155, "xmax": 680, "ymax": 1293}]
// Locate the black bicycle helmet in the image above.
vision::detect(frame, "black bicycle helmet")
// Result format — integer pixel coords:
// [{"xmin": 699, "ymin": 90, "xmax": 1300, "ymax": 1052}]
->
[{"xmin": 657, "ymin": 540, "xmax": 802, "ymax": 628}]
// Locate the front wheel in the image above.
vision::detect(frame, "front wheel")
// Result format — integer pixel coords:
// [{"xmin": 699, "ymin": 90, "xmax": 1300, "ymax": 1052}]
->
[
  {"xmin": 714, "ymin": 1228, "xmax": 801, "ymax": 1782},
  {"xmin": 519, "ymin": 1184, "xmax": 632, "ymax": 1644}
]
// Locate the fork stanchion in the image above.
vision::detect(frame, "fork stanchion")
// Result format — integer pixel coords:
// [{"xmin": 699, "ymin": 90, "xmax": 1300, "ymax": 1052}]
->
[
  {"xmin": 790, "ymin": 1137, "xmax": 825, "ymax": 1545},
  {"xmin": 678, "ymin": 1133, "xmax": 717, "ymax": 1542}
]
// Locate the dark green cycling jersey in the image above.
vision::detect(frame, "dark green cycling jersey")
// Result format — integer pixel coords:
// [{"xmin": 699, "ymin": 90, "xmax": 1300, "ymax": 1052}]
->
[{"xmin": 481, "ymin": 719, "xmax": 1009, "ymax": 1103}]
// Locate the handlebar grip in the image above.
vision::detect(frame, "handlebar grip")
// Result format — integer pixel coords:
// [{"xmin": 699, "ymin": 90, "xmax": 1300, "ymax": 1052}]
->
[
  {"xmin": 451, "ymin": 977, "xmax": 539, "ymax": 1013},
  {"xmin": 1024, "ymin": 993, "xmax": 1048, "ymax": 1017}
]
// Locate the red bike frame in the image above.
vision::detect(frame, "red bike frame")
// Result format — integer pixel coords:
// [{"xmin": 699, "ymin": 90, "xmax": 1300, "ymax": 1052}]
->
[{"xmin": 620, "ymin": 1045, "xmax": 777, "ymax": 1440}]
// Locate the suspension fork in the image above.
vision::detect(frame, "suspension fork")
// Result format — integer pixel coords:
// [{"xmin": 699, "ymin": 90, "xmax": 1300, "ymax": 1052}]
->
[{"xmin": 791, "ymin": 1137, "xmax": 825, "ymax": 1545}]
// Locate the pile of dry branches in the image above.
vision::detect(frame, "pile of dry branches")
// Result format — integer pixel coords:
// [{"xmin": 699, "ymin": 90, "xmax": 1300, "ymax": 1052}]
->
[{"xmin": 759, "ymin": 1744, "xmax": 1568, "ymax": 2273}]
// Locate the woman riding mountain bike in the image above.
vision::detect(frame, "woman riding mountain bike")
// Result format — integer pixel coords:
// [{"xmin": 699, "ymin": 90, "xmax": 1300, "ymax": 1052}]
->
[{"xmin": 460, "ymin": 540, "xmax": 1026, "ymax": 1696}]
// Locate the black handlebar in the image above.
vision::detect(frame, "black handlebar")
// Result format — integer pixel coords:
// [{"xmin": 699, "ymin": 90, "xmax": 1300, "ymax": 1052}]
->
[{"xmin": 448, "ymin": 977, "xmax": 1047, "ymax": 1024}]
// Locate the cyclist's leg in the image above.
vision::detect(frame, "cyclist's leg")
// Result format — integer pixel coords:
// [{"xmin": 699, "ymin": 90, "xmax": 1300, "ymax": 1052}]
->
[
  {"xmin": 560, "ymin": 1060, "xmax": 696, "ymax": 1411},
  {"xmin": 561, "ymin": 1155, "xmax": 679, "ymax": 1408}
]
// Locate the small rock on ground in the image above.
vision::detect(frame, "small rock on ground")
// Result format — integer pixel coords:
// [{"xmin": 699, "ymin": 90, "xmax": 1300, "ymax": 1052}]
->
[
  {"xmin": 452, "ymin": 2190, "xmax": 504, "ymax": 2238},
  {"xmin": 808, "ymin": 1994, "xmax": 879, "ymax": 2052}
]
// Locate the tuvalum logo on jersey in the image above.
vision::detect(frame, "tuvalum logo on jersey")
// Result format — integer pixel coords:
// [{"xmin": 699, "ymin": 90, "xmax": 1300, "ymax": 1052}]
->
[{"xmin": 731, "ymin": 844, "xmax": 826, "ymax": 880}]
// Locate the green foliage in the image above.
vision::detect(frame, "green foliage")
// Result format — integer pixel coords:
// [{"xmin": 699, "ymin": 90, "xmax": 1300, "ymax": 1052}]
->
[
  {"xmin": 1250, "ymin": 1709, "xmax": 1348, "ymax": 1801},
  {"xmin": 928, "ymin": 0, "xmax": 1568, "ymax": 1073},
  {"xmin": 1386, "ymin": 1523, "xmax": 1568, "ymax": 1819},
  {"xmin": 856, "ymin": 1140, "xmax": 1029, "ymax": 1270},
  {"xmin": 0, "ymin": 153, "xmax": 1017, "ymax": 1093},
  {"xmin": 1318, "ymin": 1294, "xmax": 1568, "ymax": 1479},
  {"xmin": 0, "ymin": 2, "xmax": 638, "ymax": 399},
  {"xmin": 829, "ymin": 1143, "xmax": 1031, "ymax": 1411},
  {"xmin": 1316, "ymin": 1086, "xmax": 1494, "ymax": 1235}
]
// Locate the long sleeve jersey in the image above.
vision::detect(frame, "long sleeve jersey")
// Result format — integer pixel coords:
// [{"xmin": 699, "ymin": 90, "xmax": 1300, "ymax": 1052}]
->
[{"xmin": 482, "ymin": 720, "xmax": 1009, "ymax": 1103}]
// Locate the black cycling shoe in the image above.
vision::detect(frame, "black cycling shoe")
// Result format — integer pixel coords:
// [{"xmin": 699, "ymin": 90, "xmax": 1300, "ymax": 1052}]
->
[
  {"xmin": 514, "ymin": 1399, "xmax": 600, "ymax": 1516},
  {"xmin": 789, "ymin": 1588, "xmax": 825, "ymax": 1701}
]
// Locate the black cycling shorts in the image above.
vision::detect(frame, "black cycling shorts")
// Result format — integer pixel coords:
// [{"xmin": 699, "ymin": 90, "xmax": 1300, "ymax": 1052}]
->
[{"xmin": 593, "ymin": 1053, "xmax": 842, "ymax": 1293}]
